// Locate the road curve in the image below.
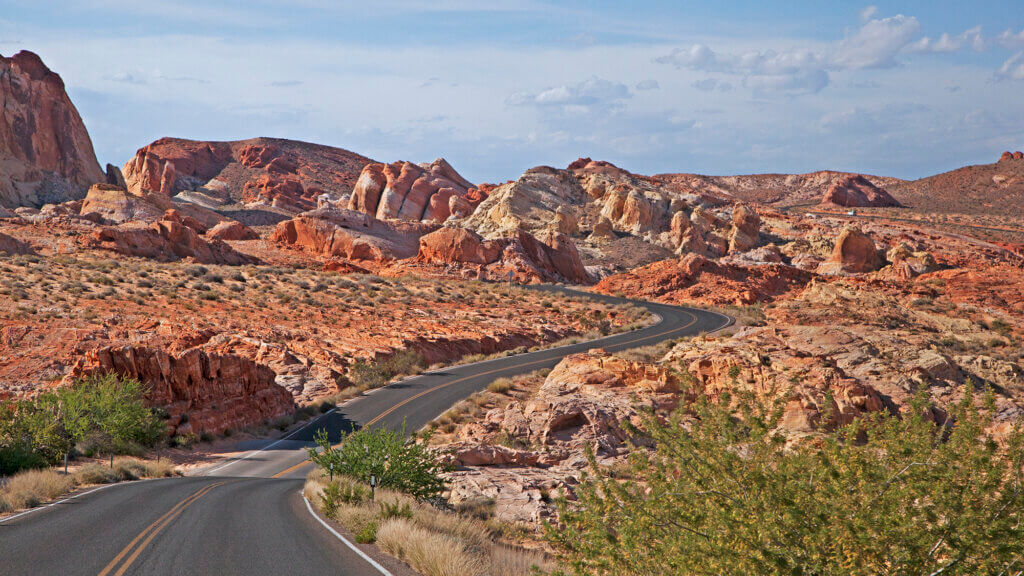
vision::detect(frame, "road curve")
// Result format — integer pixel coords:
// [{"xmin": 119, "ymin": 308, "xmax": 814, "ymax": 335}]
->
[{"xmin": 0, "ymin": 287, "xmax": 730, "ymax": 576}]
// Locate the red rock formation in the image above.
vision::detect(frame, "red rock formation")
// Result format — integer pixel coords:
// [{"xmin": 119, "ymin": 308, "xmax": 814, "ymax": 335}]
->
[
  {"xmin": 348, "ymin": 158, "xmax": 481, "ymax": 222},
  {"xmin": 206, "ymin": 220, "xmax": 258, "ymax": 241},
  {"xmin": 87, "ymin": 210, "xmax": 255, "ymax": 265},
  {"xmin": 123, "ymin": 138, "xmax": 233, "ymax": 195},
  {"xmin": 271, "ymin": 207, "xmax": 435, "ymax": 261},
  {"xmin": 122, "ymin": 137, "xmax": 373, "ymax": 213},
  {"xmin": 820, "ymin": 174, "xmax": 902, "ymax": 208},
  {"xmin": 817, "ymin": 227, "xmax": 882, "ymax": 275},
  {"xmin": 505, "ymin": 229, "xmax": 592, "ymax": 284},
  {"xmin": 1001, "ymin": 151, "xmax": 1024, "ymax": 161},
  {"xmin": 0, "ymin": 231, "xmax": 31, "ymax": 255},
  {"xmin": 595, "ymin": 256, "xmax": 812, "ymax": 306},
  {"xmin": 0, "ymin": 51, "xmax": 104, "ymax": 208},
  {"xmin": 68, "ymin": 344, "xmax": 294, "ymax": 436},
  {"xmin": 417, "ymin": 227, "xmax": 503, "ymax": 265}
]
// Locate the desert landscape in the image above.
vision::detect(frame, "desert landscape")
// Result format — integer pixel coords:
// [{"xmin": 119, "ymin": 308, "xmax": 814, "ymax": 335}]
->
[{"xmin": 3, "ymin": 3, "xmax": 1024, "ymax": 573}]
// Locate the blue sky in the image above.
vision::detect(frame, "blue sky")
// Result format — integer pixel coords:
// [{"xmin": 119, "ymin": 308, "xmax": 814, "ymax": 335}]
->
[{"xmin": 1, "ymin": 1, "xmax": 1023, "ymax": 183}]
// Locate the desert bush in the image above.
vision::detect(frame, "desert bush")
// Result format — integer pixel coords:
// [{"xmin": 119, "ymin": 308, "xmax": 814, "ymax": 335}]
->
[
  {"xmin": 308, "ymin": 424, "xmax": 449, "ymax": 501},
  {"xmin": 348, "ymin": 350, "xmax": 426, "ymax": 389},
  {"xmin": 0, "ymin": 374, "xmax": 165, "ymax": 475},
  {"xmin": 0, "ymin": 469, "xmax": 75, "ymax": 510},
  {"xmin": 355, "ymin": 521, "xmax": 378, "ymax": 544},
  {"xmin": 376, "ymin": 517, "xmax": 483, "ymax": 576},
  {"xmin": 547, "ymin": 386, "xmax": 1024, "ymax": 576},
  {"xmin": 487, "ymin": 378, "xmax": 513, "ymax": 394},
  {"xmin": 379, "ymin": 499, "xmax": 413, "ymax": 520},
  {"xmin": 74, "ymin": 463, "xmax": 122, "ymax": 484}
]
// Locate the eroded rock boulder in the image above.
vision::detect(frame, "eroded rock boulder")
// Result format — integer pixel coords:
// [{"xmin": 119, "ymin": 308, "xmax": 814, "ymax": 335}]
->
[
  {"xmin": 271, "ymin": 206, "xmax": 435, "ymax": 261},
  {"xmin": 817, "ymin": 227, "xmax": 882, "ymax": 275},
  {"xmin": 87, "ymin": 211, "xmax": 255, "ymax": 265},
  {"xmin": 820, "ymin": 174, "xmax": 902, "ymax": 208},
  {"xmin": 348, "ymin": 158, "xmax": 481, "ymax": 222}
]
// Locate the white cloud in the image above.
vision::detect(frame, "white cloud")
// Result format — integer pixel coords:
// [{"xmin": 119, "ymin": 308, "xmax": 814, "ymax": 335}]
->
[
  {"xmin": 656, "ymin": 12, "xmax": 1005, "ymax": 97},
  {"xmin": 909, "ymin": 26, "xmax": 985, "ymax": 54},
  {"xmin": 634, "ymin": 78, "xmax": 659, "ymax": 91},
  {"xmin": 830, "ymin": 15, "xmax": 920, "ymax": 69},
  {"xmin": 998, "ymin": 29, "xmax": 1024, "ymax": 49},
  {"xmin": 996, "ymin": 52, "xmax": 1024, "ymax": 81},
  {"xmin": 508, "ymin": 77, "xmax": 631, "ymax": 112}
]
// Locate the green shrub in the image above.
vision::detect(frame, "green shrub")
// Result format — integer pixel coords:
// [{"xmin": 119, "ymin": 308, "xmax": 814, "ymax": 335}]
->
[
  {"xmin": 320, "ymin": 481, "xmax": 343, "ymax": 518},
  {"xmin": 356, "ymin": 521, "xmax": 378, "ymax": 544},
  {"xmin": 0, "ymin": 374, "xmax": 166, "ymax": 475},
  {"xmin": 379, "ymin": 499, "xmax": 413, "ymax": 520},
  {"xmin": 308, "ymin": 424, "xmax": 449, "ymax": 501},
  {"xmin": 547, "ymin": 386, "xmax": 1024, "ymax": 576},
  {"xmin": 349, "ymin": 350, "xmax": 426, "ymax": 389}
]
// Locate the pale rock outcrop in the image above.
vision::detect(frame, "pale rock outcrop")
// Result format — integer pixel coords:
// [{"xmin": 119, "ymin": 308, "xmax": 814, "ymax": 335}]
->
[
  {"xmin": 728, "ymin": 203, "xmax": 760, "ymax": 253},
  {"xmin": 817, "ymin": 227, "xmax": 882, "ymax": 275},
  {"xmin": 348, "ymin": 158, "xmax": 480, "ymax": 223}
]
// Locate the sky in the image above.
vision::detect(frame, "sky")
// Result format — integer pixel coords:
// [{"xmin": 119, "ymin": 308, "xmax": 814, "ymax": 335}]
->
[{"xmin": 1, "ymin": 1, "xmax": 1023, "ymax": 184}]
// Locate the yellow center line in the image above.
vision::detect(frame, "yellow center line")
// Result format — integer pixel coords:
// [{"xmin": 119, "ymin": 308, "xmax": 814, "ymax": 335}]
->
[
  {"xmin": 97, "ymin": 481, "xmax": 228, "ymax": 576},
  {"xmin": 270, "ymin": 310, "xmax": 698, "ymax": 479}
]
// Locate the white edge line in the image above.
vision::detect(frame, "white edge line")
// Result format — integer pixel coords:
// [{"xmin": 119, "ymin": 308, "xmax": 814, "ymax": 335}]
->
[
  {"xmin": 0, "ymin": 478, "xmax": 152, "ymax": 525},
  {"xmin": 200, "ymin": 407, "xmax": 338, "ymax": 476},
  {"xmin": 302, "ymin": 493, "xmax": 393, "ymax": 576}
]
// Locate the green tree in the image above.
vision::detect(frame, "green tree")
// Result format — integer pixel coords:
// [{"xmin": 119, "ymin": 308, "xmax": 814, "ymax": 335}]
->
[
  {"xmin": 0, "ymin": 374, "xmax": 166, "ymax": 474},
  {"xmin": 307, "ymin": 424, "xmax": 449, "ymax": 501},
  {"xmin": 546, "ymin": 386, "xmax": 1024, "ymax": 576}
]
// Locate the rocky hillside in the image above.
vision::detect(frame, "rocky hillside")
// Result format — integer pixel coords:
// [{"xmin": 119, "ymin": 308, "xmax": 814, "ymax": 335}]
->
[
  {"xmin": 122, "ymin": 137, "xmax": 374, "ymax": 214},
  {"xmin": 653, "ymin": 170, "xmax": 904, "ymax": 208},
  {"xmin": 885, "ymin": 152, "xmax": 1024, "ymax": 215},
  {"xmin": 0, "ymin": 51, "xmax": 103, "ymax": 209},
  {"xmin": 459, "ymin": 158, "xmax": 764, "ymax": 277}
]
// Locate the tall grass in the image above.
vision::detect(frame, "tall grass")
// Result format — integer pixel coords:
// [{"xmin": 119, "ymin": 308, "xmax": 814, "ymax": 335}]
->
[
  {"xmin": 0, "ymin": 457, "xmax": 179, "ymax": 515},
  {"xmin": 0, "ymin": 469, "xmax": 75, "ymax": 510},
  {"xmin": 305, "ymin": 471, "xmax": 554, "ymax": 576},
  {"xmin": 376, "ymin": 517, "xmax": 484, "ymax": 576}
]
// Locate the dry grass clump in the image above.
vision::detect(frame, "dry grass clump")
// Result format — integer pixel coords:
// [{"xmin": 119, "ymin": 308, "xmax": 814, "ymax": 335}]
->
[
  {"xmin": 489, "ymin": 545, "xmax": 554, "ymax": 576},
  {"xmin": 376, "ymin": 517, "xmax": 483, "ymax": 576},
  {"xmin": 0, "ymin": 458, "xmax": 180, "ymax": 515},
  {"xmin": 0, "ymin": 469, "xmax": 75, "ymax": 510},
  {"xmin": 306, "ymin": 471, "xmax": 552, "ymax": 576}
]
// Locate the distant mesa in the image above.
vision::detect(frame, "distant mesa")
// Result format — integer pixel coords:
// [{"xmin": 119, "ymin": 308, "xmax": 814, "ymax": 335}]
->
[{"xmin": 0, "ymin": 50, "xmax": 104, "ymax": 209}]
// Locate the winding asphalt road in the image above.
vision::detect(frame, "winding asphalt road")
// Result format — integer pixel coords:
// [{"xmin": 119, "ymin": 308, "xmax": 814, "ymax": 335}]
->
[{"xmin": 0, "ymin": 286, "xmax": 730, "ymax": 576}]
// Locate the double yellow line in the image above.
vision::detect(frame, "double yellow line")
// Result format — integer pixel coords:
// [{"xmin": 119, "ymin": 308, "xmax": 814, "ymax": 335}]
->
[
  {"xmin": 269, "ymin": 310, "xmax": 698, "ymax": 479},
  {"xmin": 97, "ymin": 481, "xmax": 229, "ymax": 576}
]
